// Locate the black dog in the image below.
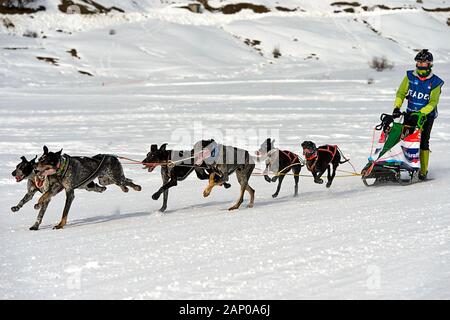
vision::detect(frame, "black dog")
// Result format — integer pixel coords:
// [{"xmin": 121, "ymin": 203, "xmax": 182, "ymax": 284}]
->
[
  {"xmin": 256, "ymin": 138, "xmax": 302, "ymax": 198},
  {"xmin": 301, "ymin": 141, "xmax": 348, "ymax": 188},
  {"xmin": 142, "ymin": 143, "xmax": 230, "ymax": 212},
  {"xmin": 193, "ymin": 139, "xmax": 255, "ymax": 210},
  {"xmin": 35, "ymin": 146, "xmax": 141, "ymax": 229}
]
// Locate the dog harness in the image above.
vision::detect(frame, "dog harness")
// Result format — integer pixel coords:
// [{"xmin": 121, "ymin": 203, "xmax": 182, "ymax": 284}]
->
[
  {"xmin": 304, "ymin": 145, "xmax": 338, "ymax": 172},
  {"xmin": 280, "ymin": 150, "xmax": 299, "ymax": 164}
]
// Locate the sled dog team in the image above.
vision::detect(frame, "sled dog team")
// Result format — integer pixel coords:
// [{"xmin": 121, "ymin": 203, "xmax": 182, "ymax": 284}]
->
[{"xmin": 11, "ymin": 139, "xmax": 349, "ymax": 230}]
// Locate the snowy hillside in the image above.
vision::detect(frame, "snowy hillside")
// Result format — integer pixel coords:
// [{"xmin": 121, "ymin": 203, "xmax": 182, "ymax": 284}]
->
[
  {"xmin": 1, "ymin": 0, "xmax": 449, "ymax": 86},
  {"xmin": 1, "ymin": 0, "xmax": 450, "ymax": 299}
]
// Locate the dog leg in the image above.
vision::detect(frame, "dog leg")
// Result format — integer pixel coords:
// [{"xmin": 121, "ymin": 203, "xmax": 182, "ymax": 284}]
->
[
  {"xmin": 312, "ymin": 171, "xmax": 324, "ymax": 184},
  {"xmin": 293, "ymin": 167, "xmax": 300, "ymax": 197},
  {"xmin": 229, "ymin": 168, "xmax": 248, "ymax": 210},
  {"xmin": 152, "ymin": 176, "xmax": 177, "ymax": 200},
  {"xmin": 53, "ymin": 190, "xmax": 75, "ymax": 230},
  {"xmin": 158, "ymin": 170, "xmax": 170, "ymax": 212},
  {"xmin": 125, "ymin": 178, "xmax": 142, "ymax": 191},
  {"xmin": 11, "ymin": 188, "xmax": 37, "ymax": 212},
  {"xmin": 246, "ymin": 185, "xmax": 255, "ymax": 208},
  {"xmin": 196, "ymin": 168, "xmax": 230, "ymax": 189},
  {"xmin": 327, "ymin": 164, "xmax": 338, "ymax": 188},
  {"xmin": 85, "ymin": 181, "xmax": 107, "ymax": 193},
  {"xmin": 229, "ymin": 186, "xmax": 245, "ymax": 210},
  {"xmin": 30, "ymin": 200, "xmax": 50, "ymax": 231},
  {"xmin": 160, "ymin": 189, "xmax": 168, "ymax": 212},
  {"xmin": 272, "ymin": 174, "xmax": 285, "ymax": 198},
  {"xmin": 34, "ymin": 191, "xmax": 52, "ymax": 210},
  {"xmin": 264, "ymin": 164, "xmax": 272, "ymax": 183},
  {"xmin": 203, "ymin": 173, "xmax": 216, "ymax": 198}
]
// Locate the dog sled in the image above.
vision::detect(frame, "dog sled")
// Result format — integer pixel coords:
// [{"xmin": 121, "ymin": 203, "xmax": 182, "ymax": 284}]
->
[{"xmin": 361, "ymin": 112, "xmax": 425, "ymax": 186}]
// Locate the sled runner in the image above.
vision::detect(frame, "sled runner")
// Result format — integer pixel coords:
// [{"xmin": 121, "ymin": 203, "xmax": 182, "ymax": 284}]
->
[{"xmin": 361, "ymin": 112, "xmax": 425, "ymax": 186}]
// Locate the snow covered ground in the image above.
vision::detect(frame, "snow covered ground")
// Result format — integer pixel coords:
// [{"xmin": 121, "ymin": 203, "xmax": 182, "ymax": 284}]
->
[{"xmin": 1, "ymin": 1, "xmax": 450, "ymax": 299}]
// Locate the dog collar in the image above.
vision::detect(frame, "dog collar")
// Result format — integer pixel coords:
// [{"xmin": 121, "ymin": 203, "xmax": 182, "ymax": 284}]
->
[
  {"xmin": 56, "ymin": 156, "xmax": 68, "ymax": 175},
  {"xmin": 305, "ymin": 153, "xmax": 317, "ymax": 161}
]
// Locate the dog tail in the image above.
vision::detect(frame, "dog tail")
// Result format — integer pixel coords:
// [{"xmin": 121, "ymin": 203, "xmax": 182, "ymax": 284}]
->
[{"xmin": 337, "ymin": 146, "xmax": 350, "ymax": 164}]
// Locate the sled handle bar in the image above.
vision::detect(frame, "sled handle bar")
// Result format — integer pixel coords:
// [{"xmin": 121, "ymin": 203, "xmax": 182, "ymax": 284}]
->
[{"xmin": 376, "ymin": 112, "xmax": 425, "ymax": 131}]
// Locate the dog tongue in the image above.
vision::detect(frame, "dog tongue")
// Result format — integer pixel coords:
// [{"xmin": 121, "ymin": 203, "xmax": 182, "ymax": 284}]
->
[
  {"xmin": 15, "ymin": 175, "xmax": 22, "ymax": 182},
  {"xmin": 43, "ymin": 168, "xmax": 57, "ymax": 177}
]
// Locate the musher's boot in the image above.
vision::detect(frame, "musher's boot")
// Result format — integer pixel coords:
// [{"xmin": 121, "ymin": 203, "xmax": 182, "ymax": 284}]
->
[{"xmin": 419, "ymin": 149, "xmax": 430, "ymax": 181}]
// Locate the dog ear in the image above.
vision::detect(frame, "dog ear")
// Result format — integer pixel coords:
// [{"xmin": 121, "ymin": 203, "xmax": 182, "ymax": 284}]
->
[
  {"xmin": 56, "ymin": 148, "xmax": 63, "ymax": 156},
  {"xmin": 159, "ymin": 143, "xmax": 167, "ymax": 152},
  {"xmin": 21, "ymin": 156, "xmax": 27, "ymax": 162},
  {"xmin": 43, "ymin": 145, "xmax": 49, "ymax": 155},
  {"xmin": 150, "ymin": 144, "xmax": 157, "ymax": 152}
]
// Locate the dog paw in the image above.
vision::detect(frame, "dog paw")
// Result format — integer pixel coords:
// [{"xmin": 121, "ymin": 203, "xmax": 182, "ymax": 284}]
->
[
  {"xmin": 326, "ymin": 182, "xmax": 332, "ymax": 188},
  {"xmin": 152, "ymin": 192, "xmax": 161, "ymax": 200},
  {"xmin": 34, "ymin": 203, "xmax": 41, "ymax": 210},
  {"xmin": 11, "ymin": 206, "xmax": 20, "ymax": 213},
  {"xmin": 159, "ymin": 207, "xmax": 167, "ymax": 213},
  {"xmin": 100, "ymin": 187, "xmax": 107, "ymax": 193},
  {"xmin": 315, "ymin": 178, "xmax": 323, "ymax": 184},
  {"xmin": 228, "ymin": 205, "xmax": 239, "ymax": 211},
  {"xmin": 53, "ymin": 224, "xmax": 64, "ymax": 230},
  {"xmin": 29, "ymin": 224, "xmax": 39, "ymax": 231},
  {"xmin": 264, "ymin": 176, "xmax": 272, "ymax": 183},
  {"xmin": 247, "ymin": 203, "xmax": 254, "ymax": 208},
  {"xmin": 272, "ymin": 193, "xmax": 278, "ymax": 198},
  {"xmin": 203, "ymin": 190, "xmax": 211, "ymax": 198},
  {"xmin": 271, "ymin": 177, "xmax": 278, "ymax": 182},
  {"xmin": 134, "ymin": 185, "xmax": 142, "ymax": 191}
]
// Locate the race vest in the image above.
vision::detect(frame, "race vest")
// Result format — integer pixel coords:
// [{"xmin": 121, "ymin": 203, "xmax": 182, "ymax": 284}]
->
[{"xmin": 406, "ymin": 70, "xmax": 444, "ymax": 118}]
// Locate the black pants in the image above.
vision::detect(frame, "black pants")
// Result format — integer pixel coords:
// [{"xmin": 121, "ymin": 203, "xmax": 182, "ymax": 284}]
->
[
  {"xmin": 420, "ymin": 116, "xmax": 434, "ymax": 150},
  {"xmin": 403, "ymin": 113, "xmax": 434, "ymax": 150}
]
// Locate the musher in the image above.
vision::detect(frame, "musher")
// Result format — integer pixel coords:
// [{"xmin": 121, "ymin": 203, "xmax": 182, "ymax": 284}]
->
[{"xmin": 392, "ymin": 49, "xmax": 444, "ymax": 180}]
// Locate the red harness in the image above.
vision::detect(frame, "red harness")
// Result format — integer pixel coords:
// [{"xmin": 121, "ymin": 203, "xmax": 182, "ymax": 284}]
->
[
  {"xmin": 280, "ymin": 150, "xmax": 299, "ymax": 164},
  {"xmin": 304, "ymin": 145, "xmax": 338, "ymax": 169}
]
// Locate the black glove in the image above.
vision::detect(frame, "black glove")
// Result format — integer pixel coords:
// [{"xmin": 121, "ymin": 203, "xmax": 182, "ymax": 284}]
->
[
  {"xmin": 404, "ymin": 112, "xmax": 418, "ymax": 127},
  {"xmin": 392, "ymin": 107, "xmax": 401, "ymax": 118}
]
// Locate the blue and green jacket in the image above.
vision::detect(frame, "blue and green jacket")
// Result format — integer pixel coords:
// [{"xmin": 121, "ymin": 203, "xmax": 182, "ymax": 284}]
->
[{"xmin": 394, "ymin": 70, "xmax": 444, "ymax": 118}]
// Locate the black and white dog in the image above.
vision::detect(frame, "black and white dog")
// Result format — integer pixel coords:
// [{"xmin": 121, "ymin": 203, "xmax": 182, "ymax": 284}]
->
[
  {"xmin": 301, "ymin": 141, "xmax": 348, "ymax": 188},
  {"xmin": 11, "ymin": 156, "xmax": 64, "ymax": 230},
  {"xmin": 35, "ymin": 146, "xmax": 141, "ymax": 229},
  {"xmin": 142, "ymin": 143, "xmax": 230, "ymax": 212},
  {"xmin": 256, "ymin": 138, "xmax": 302, "ymax": 198},
  {"xmin": 193, "ymin": 139, "xmax": 255, "ymax": 210}
]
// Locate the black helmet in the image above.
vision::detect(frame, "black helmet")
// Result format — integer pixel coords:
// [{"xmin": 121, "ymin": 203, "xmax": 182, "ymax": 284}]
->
[{"xmin": 414, "ymin": 49, "xmax": 433, "ymax": 63}]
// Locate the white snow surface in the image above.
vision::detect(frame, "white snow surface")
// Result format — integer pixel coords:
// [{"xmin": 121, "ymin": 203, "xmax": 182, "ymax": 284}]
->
[{"xmin": 1, "ymin": 1, "xmax": 450, "ymax": 299}]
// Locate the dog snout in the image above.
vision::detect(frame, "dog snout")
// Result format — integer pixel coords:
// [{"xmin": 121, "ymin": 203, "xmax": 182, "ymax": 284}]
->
[{"xmin": 11, "ymin": 170, "xmax": 16, "ymax": 177}]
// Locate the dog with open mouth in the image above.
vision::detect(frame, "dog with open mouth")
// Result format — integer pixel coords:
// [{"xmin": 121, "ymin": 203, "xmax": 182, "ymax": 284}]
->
[
  {"xmin": 143, "ymin": 143, "xmax": 230, "ymax": 212},
  {"xmin": 11, "ymin": 154, "xmax": 107, "ymax": 230},
  {"xmin": 11, "ymin": 155, "xmax": 64, "ymax": 230},
  {"xmin": 35, "ymin": 146, "xmax": 141, "ymax": 230}
]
